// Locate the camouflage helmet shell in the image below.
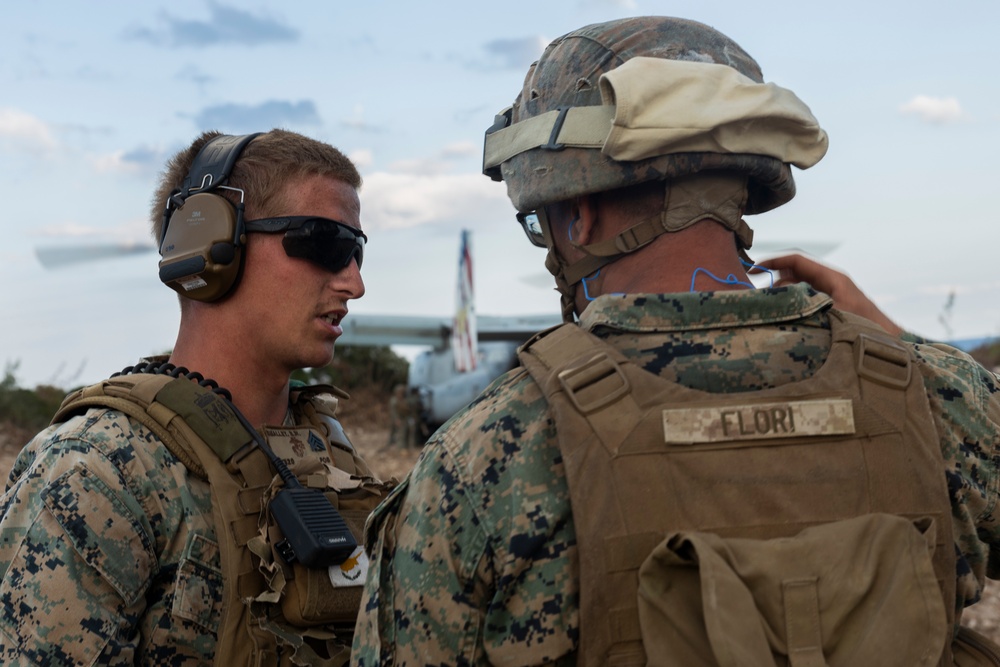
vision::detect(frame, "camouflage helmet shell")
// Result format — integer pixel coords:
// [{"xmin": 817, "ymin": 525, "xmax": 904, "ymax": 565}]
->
[{"xmin": 500, "ymin": 17, "xmax": 796, "ymax": 214}]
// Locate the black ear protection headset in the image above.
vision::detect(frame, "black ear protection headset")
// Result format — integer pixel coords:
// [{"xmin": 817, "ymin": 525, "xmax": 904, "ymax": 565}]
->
[{"xmin": 158, "ymin": 133, "xmax": 262, "ymax": 302}]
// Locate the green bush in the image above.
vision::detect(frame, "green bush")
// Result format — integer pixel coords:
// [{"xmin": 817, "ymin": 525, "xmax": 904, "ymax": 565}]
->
[
  {"xmin": 970, "ymin": 340, "xmax": 1000, "ymax": 371},
  {"xmin": 292, "ymin": 345, "xmax": 408, "ymax": 393},
  {"xmin": 0, "ymin": 363, "xmax": 67, "ymax": 432},
  {"xmin": 0, "ymin": 345, "xmax": 407, "ymax": 432}
]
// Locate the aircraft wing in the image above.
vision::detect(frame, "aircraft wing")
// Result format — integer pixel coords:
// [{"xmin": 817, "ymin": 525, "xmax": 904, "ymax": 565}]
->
[
  {"xmin": 339, "ymin": 314, "xmax": 452, "ymax": 347},
  {"xmin": 339, "ymin": 313, "xmax": 562, "ymax": 349},
  {"xmin": 477, "ymin": 314, "xmax": 563, "ymax": 341},
  {"xmin": 35, "ymin": 242, "xmax": 157, "ymax": 269}
]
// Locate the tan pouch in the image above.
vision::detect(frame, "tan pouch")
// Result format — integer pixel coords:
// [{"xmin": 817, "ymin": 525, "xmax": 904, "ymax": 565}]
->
[
  {"xmin": 280, "ymin": 507, "xmax": 370, "ymax": 626},
  {"xmin": 637, "ymin": 514, "xmax": 948, "ymax": 667}
]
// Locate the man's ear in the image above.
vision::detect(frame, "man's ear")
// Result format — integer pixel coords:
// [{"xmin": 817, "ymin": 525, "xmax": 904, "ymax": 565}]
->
[{"xmin": 572, "ymin": 195, "xmax": 600, "ymax": 245}]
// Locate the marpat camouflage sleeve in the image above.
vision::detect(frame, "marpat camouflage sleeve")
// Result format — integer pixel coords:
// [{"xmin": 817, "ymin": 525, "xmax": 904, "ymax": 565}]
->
[
  {"xmin": 353, "ymin": 369, "xmax": 578, "ymax": 667},
  {"xmin": 0, "ymin": 410, "xmax": 220, "ymax": 666},
  {"xmin": 909, "ymin": 341, "xmax": 1000, "ymax": 611}
]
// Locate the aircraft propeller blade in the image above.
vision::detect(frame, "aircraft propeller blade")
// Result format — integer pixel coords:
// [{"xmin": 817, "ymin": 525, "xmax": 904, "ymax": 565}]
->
[{"xmin": 35, "ymin": 242, "xmax": 157, "ymax": 269}]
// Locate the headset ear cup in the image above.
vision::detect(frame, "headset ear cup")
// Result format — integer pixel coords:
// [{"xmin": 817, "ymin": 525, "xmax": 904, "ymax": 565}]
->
[{"xmin": 158, "ymin": 193, "xmax": 244, "ymax": 302}]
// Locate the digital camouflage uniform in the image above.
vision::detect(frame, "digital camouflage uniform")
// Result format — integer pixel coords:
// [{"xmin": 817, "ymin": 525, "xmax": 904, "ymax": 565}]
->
[
  {"xmin": 0, "ymin": 394, "xmax": 367, "ymax": 665},
  {"xmin": 353, "ymin": 284, "xmax": 1000, "ymax": 666}
]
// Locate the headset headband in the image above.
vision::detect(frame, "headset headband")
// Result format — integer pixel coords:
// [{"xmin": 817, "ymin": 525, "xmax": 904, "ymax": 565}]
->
[{"xmin": 169, "ymin": 133, "xmax": 263, "ymax": 211}]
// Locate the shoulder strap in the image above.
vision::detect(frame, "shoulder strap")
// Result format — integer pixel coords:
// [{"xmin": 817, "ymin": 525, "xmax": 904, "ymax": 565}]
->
[
  {"xmin": 827, "ymin": 310, "xmax": 915, "ymax": 433},
  {"xmin": 54, "ymin": 374, "xmax": 256, "ymax": 480},
  {"xmin": 519, "ymin": 323, "xmax": 646, "ymax": 452}
]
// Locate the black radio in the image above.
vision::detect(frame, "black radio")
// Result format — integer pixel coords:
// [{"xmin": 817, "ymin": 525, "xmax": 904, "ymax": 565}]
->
[{"xmin": 271, "ymin": 485, "xmax": 358, "ymax": 567}]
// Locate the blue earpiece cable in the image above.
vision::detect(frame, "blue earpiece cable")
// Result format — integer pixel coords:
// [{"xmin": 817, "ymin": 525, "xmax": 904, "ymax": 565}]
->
[{"xmin": 689, "ymin": 259, "xmax": 773, "ymax": 292}]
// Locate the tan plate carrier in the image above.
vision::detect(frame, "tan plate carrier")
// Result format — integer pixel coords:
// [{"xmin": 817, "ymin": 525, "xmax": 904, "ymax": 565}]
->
[
  {"xmin": 519, "ymin": 310, "xmax": 1000, "ymax": 667},
  {"xmin": 54, "ymin": 374, "xmax": 391, "ymax": 666}
]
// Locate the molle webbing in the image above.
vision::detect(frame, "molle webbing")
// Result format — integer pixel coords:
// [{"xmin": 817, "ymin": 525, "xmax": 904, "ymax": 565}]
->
[
  {"xmin": 53, "ymin": 375, "xmax": 373, "ymax": 666},
  {"xmin": 53, "ymin": 374, "xmax": 256, "ymax": 479},
  {"xmin": 518, "ymin": 313, "xmax": 956, "ymax": 667}
]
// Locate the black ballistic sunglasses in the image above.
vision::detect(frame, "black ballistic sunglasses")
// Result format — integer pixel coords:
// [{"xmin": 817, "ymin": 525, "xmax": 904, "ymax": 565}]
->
[
  {"xmin": 515, "ymin": 210, "xmax": 547, "ymax": 248},
  {"xmin": 244, "ymin": 216, "xmax": 366, "ymax": 272}
]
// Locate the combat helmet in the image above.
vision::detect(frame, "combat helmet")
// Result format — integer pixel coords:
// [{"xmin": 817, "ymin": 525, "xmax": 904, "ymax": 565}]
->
[{"xmin": 483, "ymin": 17, "xmax": 829, "ymax": 318}]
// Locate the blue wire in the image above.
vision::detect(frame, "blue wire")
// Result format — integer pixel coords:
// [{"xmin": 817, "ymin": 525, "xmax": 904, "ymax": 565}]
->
[
  {"xmin": 582, "ymin": 270, "xmax": 601, "ymax": 301},
  {"xmin": 688, "ymin": 259, "xmax": 773, "ymax": 292},
  {"xmin": 739, "ymin": 258, "xmax": 774, "ymax": 288},
  {"xmin": 690, "ymin": 268, "xmax": 754, "ymax": 292},
  {"xmin": 571, "ymin": 211, "xmax": 776, "ymax": 295}
]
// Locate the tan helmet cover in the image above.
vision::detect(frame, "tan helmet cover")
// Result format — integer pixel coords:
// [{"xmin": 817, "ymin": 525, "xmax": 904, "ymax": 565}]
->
[
  {"xmin": 484, "ymin": 17, "xmax": 828, "ymax": 215},
  {"xmin": 599, "ymin": 58, "xmax": 827, "ymax": 168},
  {"xmin": 485, "ymin": 58, "xmax": 827, "ymax": 180}
]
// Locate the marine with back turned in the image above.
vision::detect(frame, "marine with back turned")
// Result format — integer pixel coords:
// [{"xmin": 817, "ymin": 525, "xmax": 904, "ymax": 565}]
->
[{"xmin": 353, "ymin": 17, "xmax": 1000, "ymax": 666}]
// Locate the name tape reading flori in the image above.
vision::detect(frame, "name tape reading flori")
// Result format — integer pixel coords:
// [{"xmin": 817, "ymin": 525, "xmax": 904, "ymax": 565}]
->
[{"xmin": 662, "ymin": 398, "xmax": 855, "ymax": 444}]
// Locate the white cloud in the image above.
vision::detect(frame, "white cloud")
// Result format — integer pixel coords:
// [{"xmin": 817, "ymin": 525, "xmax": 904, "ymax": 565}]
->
[
  {"xmin": 92, "ymin": 150, "xmax": 142, "ymax": 174},
  {"xmin": 384, "ymin": 142, "xmax": 481, "ymax": 176},
  {"xmin": 341, "ymin": 105, "xmax": 385, "ymax": 133},
  {"xmin": 386, "ymin": 157, "xmax": 451, "ymax": 176},
  {"xmin": 92, "ymin": 144, "xmax": 169, "ymax": 174},
  {"xmin": 482, "ymin": 36, "xmax": 548, "ymax": 70},
  {"xmin": 360, "ymin": 171, "xmax": 510, "ymax": 231},
  {"xmin": 899, "ymin": 95, "xmax": 963, "ymax": 123},
  {"xmin": 33, "ymin": 221, "xmax": 107, "ymax": 238},
  {"xmin": 349, "ymin": 148, "xmax": 374, "ymax": 169},
  {"xmin": 440, "ymin": 141, "xmax": 478, "ymax": 159},
  {"xmin": 0, "ymin": 108, "xmax": 57, "ymax": 150}
]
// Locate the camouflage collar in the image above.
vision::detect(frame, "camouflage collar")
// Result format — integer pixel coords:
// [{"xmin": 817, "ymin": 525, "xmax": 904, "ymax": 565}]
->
[{"xmin": 579, "ymin": 283, "xmax": 833, "ymax": 334}]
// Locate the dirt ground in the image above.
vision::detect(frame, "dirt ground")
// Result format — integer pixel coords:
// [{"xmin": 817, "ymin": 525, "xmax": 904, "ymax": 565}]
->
[
  {"xmin": 2, "ymin": 398, "xmax": 999, "ymax": 644},
  {"xmin": 334, "ymin": 385, "xmax": 425, "ymax": 482}
]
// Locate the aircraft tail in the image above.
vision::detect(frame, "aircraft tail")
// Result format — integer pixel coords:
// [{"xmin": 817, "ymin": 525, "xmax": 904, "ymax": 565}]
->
[{"xmin": 451, "ymin": 229, "xmax": 478, "ymax": 372}]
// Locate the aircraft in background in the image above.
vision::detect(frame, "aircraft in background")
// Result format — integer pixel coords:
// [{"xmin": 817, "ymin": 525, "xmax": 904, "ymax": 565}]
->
[
  {"xmin": 338, "ymin": 230, "xmax": 561, "ymax": 428},
  {"xmin": 35, "ymin": 240, "xmax": 157, "ymax": 269}
]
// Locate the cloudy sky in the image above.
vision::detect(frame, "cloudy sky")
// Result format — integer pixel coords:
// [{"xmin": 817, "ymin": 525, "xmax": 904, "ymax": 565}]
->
[{"xmin": 2, "ymin": 0, "xmax": 998, "ymax": 388}]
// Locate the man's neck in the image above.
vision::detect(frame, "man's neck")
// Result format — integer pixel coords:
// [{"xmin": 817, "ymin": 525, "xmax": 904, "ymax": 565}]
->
[
  {"xmin": 169, "ymin": 332, "xmax": 291, "ymax": 429},
  {"xmin": 216, "ymin": 371, "xmax": 291, "ymax": 429},
  {"xmin": 591, "ymin": 223, "xmax": 751, "ymax": 297}
]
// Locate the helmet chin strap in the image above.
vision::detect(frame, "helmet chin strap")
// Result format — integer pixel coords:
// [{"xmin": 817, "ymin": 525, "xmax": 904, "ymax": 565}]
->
[
  {"xmin": 545, "ymin": 248, "xmax": 580, "ymax": 323},
  {"xmin": 544, "ymin": 172, "xmax": 753, "ymax": 321}
]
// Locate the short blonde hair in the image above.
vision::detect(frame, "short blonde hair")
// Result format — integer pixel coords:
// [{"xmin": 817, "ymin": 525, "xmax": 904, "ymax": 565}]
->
[{"xmin": 150, "ymin": 129, "xmax": 361, "ymax": 242}]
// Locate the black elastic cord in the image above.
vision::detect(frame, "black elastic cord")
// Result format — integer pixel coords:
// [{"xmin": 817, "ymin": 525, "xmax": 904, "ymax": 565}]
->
[{"xmin": 112, "ymin": 362, "xmax": 298, "ymax": 486}]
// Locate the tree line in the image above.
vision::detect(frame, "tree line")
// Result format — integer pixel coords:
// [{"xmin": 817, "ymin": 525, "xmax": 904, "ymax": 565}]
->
[{"xmin": 1, "ymin": 346, "xmax": 409, "ymax": 434}]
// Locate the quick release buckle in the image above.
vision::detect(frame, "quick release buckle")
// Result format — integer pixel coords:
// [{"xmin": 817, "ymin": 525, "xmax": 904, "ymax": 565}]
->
[
  {"xmin": 854, "ymin": 334, "xmax": 911, "ymax": 389},
  {"xmin": 558, "ymin": 352, "xmax": 630, "ymax": 415}
]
